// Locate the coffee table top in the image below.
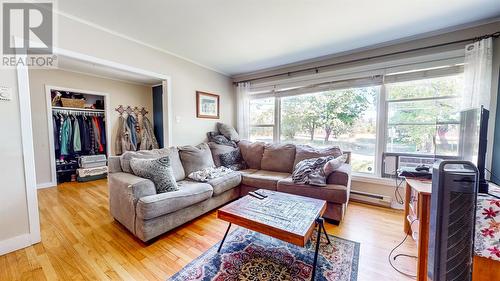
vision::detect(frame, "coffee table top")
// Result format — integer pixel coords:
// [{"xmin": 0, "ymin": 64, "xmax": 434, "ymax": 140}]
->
[{"xmin": 217, "ymin": 189, "xmax": 327, "ymax": 247}]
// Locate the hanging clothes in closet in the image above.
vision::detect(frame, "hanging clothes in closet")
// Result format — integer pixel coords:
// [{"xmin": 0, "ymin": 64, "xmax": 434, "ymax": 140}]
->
[{"xmin": 53, "ymin": 111, "xmax": 107, "ymax": 159}]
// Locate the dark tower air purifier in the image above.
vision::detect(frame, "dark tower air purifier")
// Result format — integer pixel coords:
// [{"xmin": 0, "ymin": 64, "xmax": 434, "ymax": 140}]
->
[{"xmin": 427, "ymin": 160, "xmax": 478, "ymax": 281}]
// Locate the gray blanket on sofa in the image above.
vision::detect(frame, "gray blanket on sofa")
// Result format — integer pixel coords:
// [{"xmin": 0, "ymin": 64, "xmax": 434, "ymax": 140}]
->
[{"xmin": 291, "ymin": 156, "xmax": 334, "ymax": 186}]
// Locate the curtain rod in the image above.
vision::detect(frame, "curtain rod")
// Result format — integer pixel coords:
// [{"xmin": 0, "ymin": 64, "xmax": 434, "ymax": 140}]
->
[{"xmin": 235, "ymin": 31, "xmax": 500, "ymax": 85}]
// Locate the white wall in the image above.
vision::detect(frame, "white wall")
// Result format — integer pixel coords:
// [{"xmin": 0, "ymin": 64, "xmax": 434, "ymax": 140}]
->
[
  {"xmin": 56, "ymin": 15, "xmax": 235, "ymax": 146},
  {"xmin": 0, "ymin": 13, "xmax": 234, "ymax": 254},
  {"xmin": 0, "ymin": 69, "xmax": 30, "ymax": 243},
  {"xmin": 29, "ymin": 69, "xmax": 154, "ymax": 185}
]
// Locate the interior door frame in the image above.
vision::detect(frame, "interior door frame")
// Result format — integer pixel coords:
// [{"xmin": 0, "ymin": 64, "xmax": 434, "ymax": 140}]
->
[{"xmin": 16, "ymin": 43, "xmax": 171, "ymax": 250}]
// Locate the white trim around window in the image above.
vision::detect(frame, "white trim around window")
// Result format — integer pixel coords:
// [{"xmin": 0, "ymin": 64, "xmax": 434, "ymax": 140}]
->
[{"xmin": 247, "ymin": 54, "xmax": 466, "ymax": 179}]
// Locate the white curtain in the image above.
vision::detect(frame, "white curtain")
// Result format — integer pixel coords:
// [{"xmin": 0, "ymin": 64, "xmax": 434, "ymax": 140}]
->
[
  {"xmin": 462, "ymin": 37, "xmax": 493, "ymax": 110},
  {"xmin": 236, "ymin": 82, "xmax": 251, "ymax": 139}
]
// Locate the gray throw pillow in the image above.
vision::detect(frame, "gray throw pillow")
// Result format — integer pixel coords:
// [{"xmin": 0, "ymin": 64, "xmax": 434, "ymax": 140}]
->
[
  {"xmin": 120, "ymin": 147, "xmax": 185, "ymax": 181},
  {"xmin": 208, "ymin": 142, "xmax": 238, "ymax": 167},
  {"xmin": 178, "ymin": 143, "xmax": 215, "ymax": 175},
  {"xmin": 130, "ymin": 156, "xmax": 179, "ymax": 194},
  {"xmin": 217, "ymin": 122, "xmax": 240, "ymax": 142}
]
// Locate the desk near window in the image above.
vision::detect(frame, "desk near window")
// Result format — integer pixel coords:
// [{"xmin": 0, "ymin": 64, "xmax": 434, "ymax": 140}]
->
[{"xmin": 403, "ymin": 178, "xmax": 500, "ymax": 281}]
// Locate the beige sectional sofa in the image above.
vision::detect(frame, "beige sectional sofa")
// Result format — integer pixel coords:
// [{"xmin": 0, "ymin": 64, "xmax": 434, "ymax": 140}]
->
[{"xmin": 108, "ymin": 142, "xmax": 351, "ymax": 242}]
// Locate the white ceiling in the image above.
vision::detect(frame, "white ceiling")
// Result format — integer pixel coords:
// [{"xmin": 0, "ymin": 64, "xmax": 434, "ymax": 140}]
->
[{"xmin": 58, "ymin": 0, "xmax": 500, "ymax": 76}]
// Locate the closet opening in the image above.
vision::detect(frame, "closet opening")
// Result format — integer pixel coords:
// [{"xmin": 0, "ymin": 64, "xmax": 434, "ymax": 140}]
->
[
  {"xmin": 48, "ymin": 87, "xmax": 110, "ymax": 184},
  {"xmin": 28, "ymin": 53, "xmax": 171, "ymax": 188}
]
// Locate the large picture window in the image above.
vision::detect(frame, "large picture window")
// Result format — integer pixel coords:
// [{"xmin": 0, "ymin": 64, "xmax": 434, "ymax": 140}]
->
[
  {"xmin": 247, "ymin": 63, "xmax": 465, "ymax": 178},
  {"xmin": 280, "ymin": 87, "xmax": 379, "ymax": 174},
  {"xmin": 386, "ymin": 74, "xmax": 463, "ymax": 156}
]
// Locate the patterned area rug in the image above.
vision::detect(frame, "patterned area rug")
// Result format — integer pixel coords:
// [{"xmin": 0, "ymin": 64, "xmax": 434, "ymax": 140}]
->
[{"xmin": 168, "ymin": 228, "xmax": 360, "ymax": 281}]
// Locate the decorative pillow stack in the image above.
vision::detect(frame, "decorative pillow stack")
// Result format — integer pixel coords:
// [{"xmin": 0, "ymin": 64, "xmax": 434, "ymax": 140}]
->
[{"xmin": 130, "ymin": 156, "xmax": 179, "ymax": 194}]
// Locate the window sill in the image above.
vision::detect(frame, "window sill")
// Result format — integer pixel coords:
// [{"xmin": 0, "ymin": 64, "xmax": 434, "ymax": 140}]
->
[{"xmin": 351, "ymin": 173, "xmax": 395, "ymax": 186}]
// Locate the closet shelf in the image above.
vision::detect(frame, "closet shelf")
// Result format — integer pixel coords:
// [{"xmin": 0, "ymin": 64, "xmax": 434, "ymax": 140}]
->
[{"xmin": 52, "ymin": 106, "xmax": 105, "ymax": 112}]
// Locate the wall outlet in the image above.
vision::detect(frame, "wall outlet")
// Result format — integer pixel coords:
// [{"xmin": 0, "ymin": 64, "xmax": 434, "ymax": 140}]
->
[{"xmin": 0, "ymin": 86, "xmax": 12, "ymax": 101}]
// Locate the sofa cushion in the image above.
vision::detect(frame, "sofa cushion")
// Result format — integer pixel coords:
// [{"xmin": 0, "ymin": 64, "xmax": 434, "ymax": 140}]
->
[
  {"xmin": 239, "ymin": 169, "xmax": 258, "ymax": 176},
  {"xmin": 277, "ymin": 177, "xmax": 348, "ymax": 204},
  {"xmin": 136, "ymin": 180, "xmax": 213, "ymax": 220},
  {"xmin": 120, "ymin": 147, "xmax": 185, "ymax": 181},
  {"xmin": 238, "ymin": 140, "xmax": 265, "ymax": 169},
  {"xmin": 293, "ymin": 145, "xmax": 343, "ymax": 168},
  {"xmin": 208, "ymin": 142, "xmax": 237, "ymax": 167},
  {"xmin": 241, "ymin": 170, "xmax": 290, "ymax": 190},
  {"xmin": 261, "ymin": 143, "xmax": 296, "ymax": 173},
  {"xmin": 179, "ymin": 143, "xmax": 215, "ymax": 175},
  {"xmin": 207, "ymin": 172, "xmax": 242, "ymax": 196},
  {"xmin": 130, "ymin": 156, "xmax": 179, "ymax": 194}
]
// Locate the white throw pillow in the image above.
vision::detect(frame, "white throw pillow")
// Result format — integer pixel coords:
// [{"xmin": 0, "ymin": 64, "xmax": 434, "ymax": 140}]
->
[{"xmin": 323, "ymin": 154, "xmax": 348, "ymax": 176}]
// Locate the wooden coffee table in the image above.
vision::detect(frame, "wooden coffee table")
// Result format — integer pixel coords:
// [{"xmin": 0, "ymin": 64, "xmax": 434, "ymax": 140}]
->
[{"xmin": 216, "ymin": 189, "xmax": 329, "ymax": 279}]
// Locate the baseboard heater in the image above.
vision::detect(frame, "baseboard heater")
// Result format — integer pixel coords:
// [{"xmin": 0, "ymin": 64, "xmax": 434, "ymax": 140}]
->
[{"xmin": 350, "ymin": 190, "xmax": 392, "ymax": 207}]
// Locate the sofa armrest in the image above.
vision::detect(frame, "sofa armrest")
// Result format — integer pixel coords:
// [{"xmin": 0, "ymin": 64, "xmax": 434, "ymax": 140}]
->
[
  {"xmin": 108, "ymin": 172, "xmax": 156, "ymax": 234},
  {"xmin": 326, "ymin": 163, "xmax": 351, "ymax": 187},
  {"xmin": 108, "ymin": 156, "xmax": 122, "ymax": 173}
]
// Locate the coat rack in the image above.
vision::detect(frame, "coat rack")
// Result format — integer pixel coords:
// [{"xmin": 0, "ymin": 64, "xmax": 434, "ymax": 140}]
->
[{"xmin": 115, "ymin": 105, "xmax": 149, "ymax": 117}]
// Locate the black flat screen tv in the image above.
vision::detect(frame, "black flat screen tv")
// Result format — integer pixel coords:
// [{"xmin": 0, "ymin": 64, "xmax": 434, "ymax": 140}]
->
[{"xmin": 459, "ymin": 106, "xmax": 489, "ymax": 193}]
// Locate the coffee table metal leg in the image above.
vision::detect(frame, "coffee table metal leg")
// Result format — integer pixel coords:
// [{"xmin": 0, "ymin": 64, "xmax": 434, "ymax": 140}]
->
[
  {"xmin": 311, "ymin": 217, "xmax": 324, "ymax": 280},
  {"xmin": 217, "ymin": 222, "xmax": 231, "ymax": 253},
  {"xmin": 321, "ymin": 220, "xmax": 331, "ymax": 245}
]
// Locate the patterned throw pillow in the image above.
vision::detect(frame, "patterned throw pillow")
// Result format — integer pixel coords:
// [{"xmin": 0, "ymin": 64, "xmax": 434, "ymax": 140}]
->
[
  {"xmin": 219, "ymin": 148, "xmax": 246, "ymax": 171},
  {"xmin": 130, "ymin": 156, "xmax": 179, "ymax": 194}
]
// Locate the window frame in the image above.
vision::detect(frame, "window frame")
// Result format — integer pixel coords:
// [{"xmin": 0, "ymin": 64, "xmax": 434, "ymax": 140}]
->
[
  {"xmin": 247, "ymin": 59, "xmax": 466, "ymax": 179},
  {"xmin": 384, "ymin": 76, "xmax": 464, "ymax": 157},
  {"xmin": 249, "ymin": 96, "xmax": 278, "ymax": 142}
]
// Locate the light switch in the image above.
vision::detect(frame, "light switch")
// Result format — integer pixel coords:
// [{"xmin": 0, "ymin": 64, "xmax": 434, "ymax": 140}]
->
[
  {"xmin": 175, "ymin": 116, "xmax": 181, "ymax": 123},
  {"xmin": 0, "ymin": 86, "xmax": 12, "ymax": 101}
]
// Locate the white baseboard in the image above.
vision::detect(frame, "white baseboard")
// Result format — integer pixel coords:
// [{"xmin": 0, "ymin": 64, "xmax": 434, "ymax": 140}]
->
[
  {"xmin": 37, "ymin": 182, "xmax": 56, "ymax": 189},
  {"xmin": 0, "ymin": 234, "xmax": 33, "ymax": 256}
]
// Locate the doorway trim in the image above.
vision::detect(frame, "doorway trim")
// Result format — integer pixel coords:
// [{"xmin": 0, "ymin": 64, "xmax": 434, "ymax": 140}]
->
[{"xmin": 16, "ymin": 44, "xmax": 172, "ymax": 252}]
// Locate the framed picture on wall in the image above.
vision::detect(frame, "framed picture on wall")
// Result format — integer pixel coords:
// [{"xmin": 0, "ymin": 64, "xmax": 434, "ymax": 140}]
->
[{"xmin": 196, "ymin": 91, "xmax": 220, "ymax": 119}]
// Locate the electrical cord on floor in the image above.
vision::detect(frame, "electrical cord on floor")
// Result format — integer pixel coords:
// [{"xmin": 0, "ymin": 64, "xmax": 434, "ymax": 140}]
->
[
  {"xmin": 394, "ymin": 176, "xmax": 405, "ymax": 205},
  {"xmin": 388, "ymin": 219, "xmax": 417, "ymax": 279}
]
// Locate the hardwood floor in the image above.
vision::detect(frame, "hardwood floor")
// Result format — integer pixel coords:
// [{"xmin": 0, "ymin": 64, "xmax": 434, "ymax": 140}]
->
[{"xmin": 0, "ymin": 180, "xmax": 417, "ymax": 281}]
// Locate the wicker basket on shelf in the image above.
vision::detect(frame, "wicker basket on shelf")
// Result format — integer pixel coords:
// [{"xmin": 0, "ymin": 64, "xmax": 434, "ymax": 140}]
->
[{"xmin": 61, "ymin": 98, "xmax": 85, "ymax": 108}]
